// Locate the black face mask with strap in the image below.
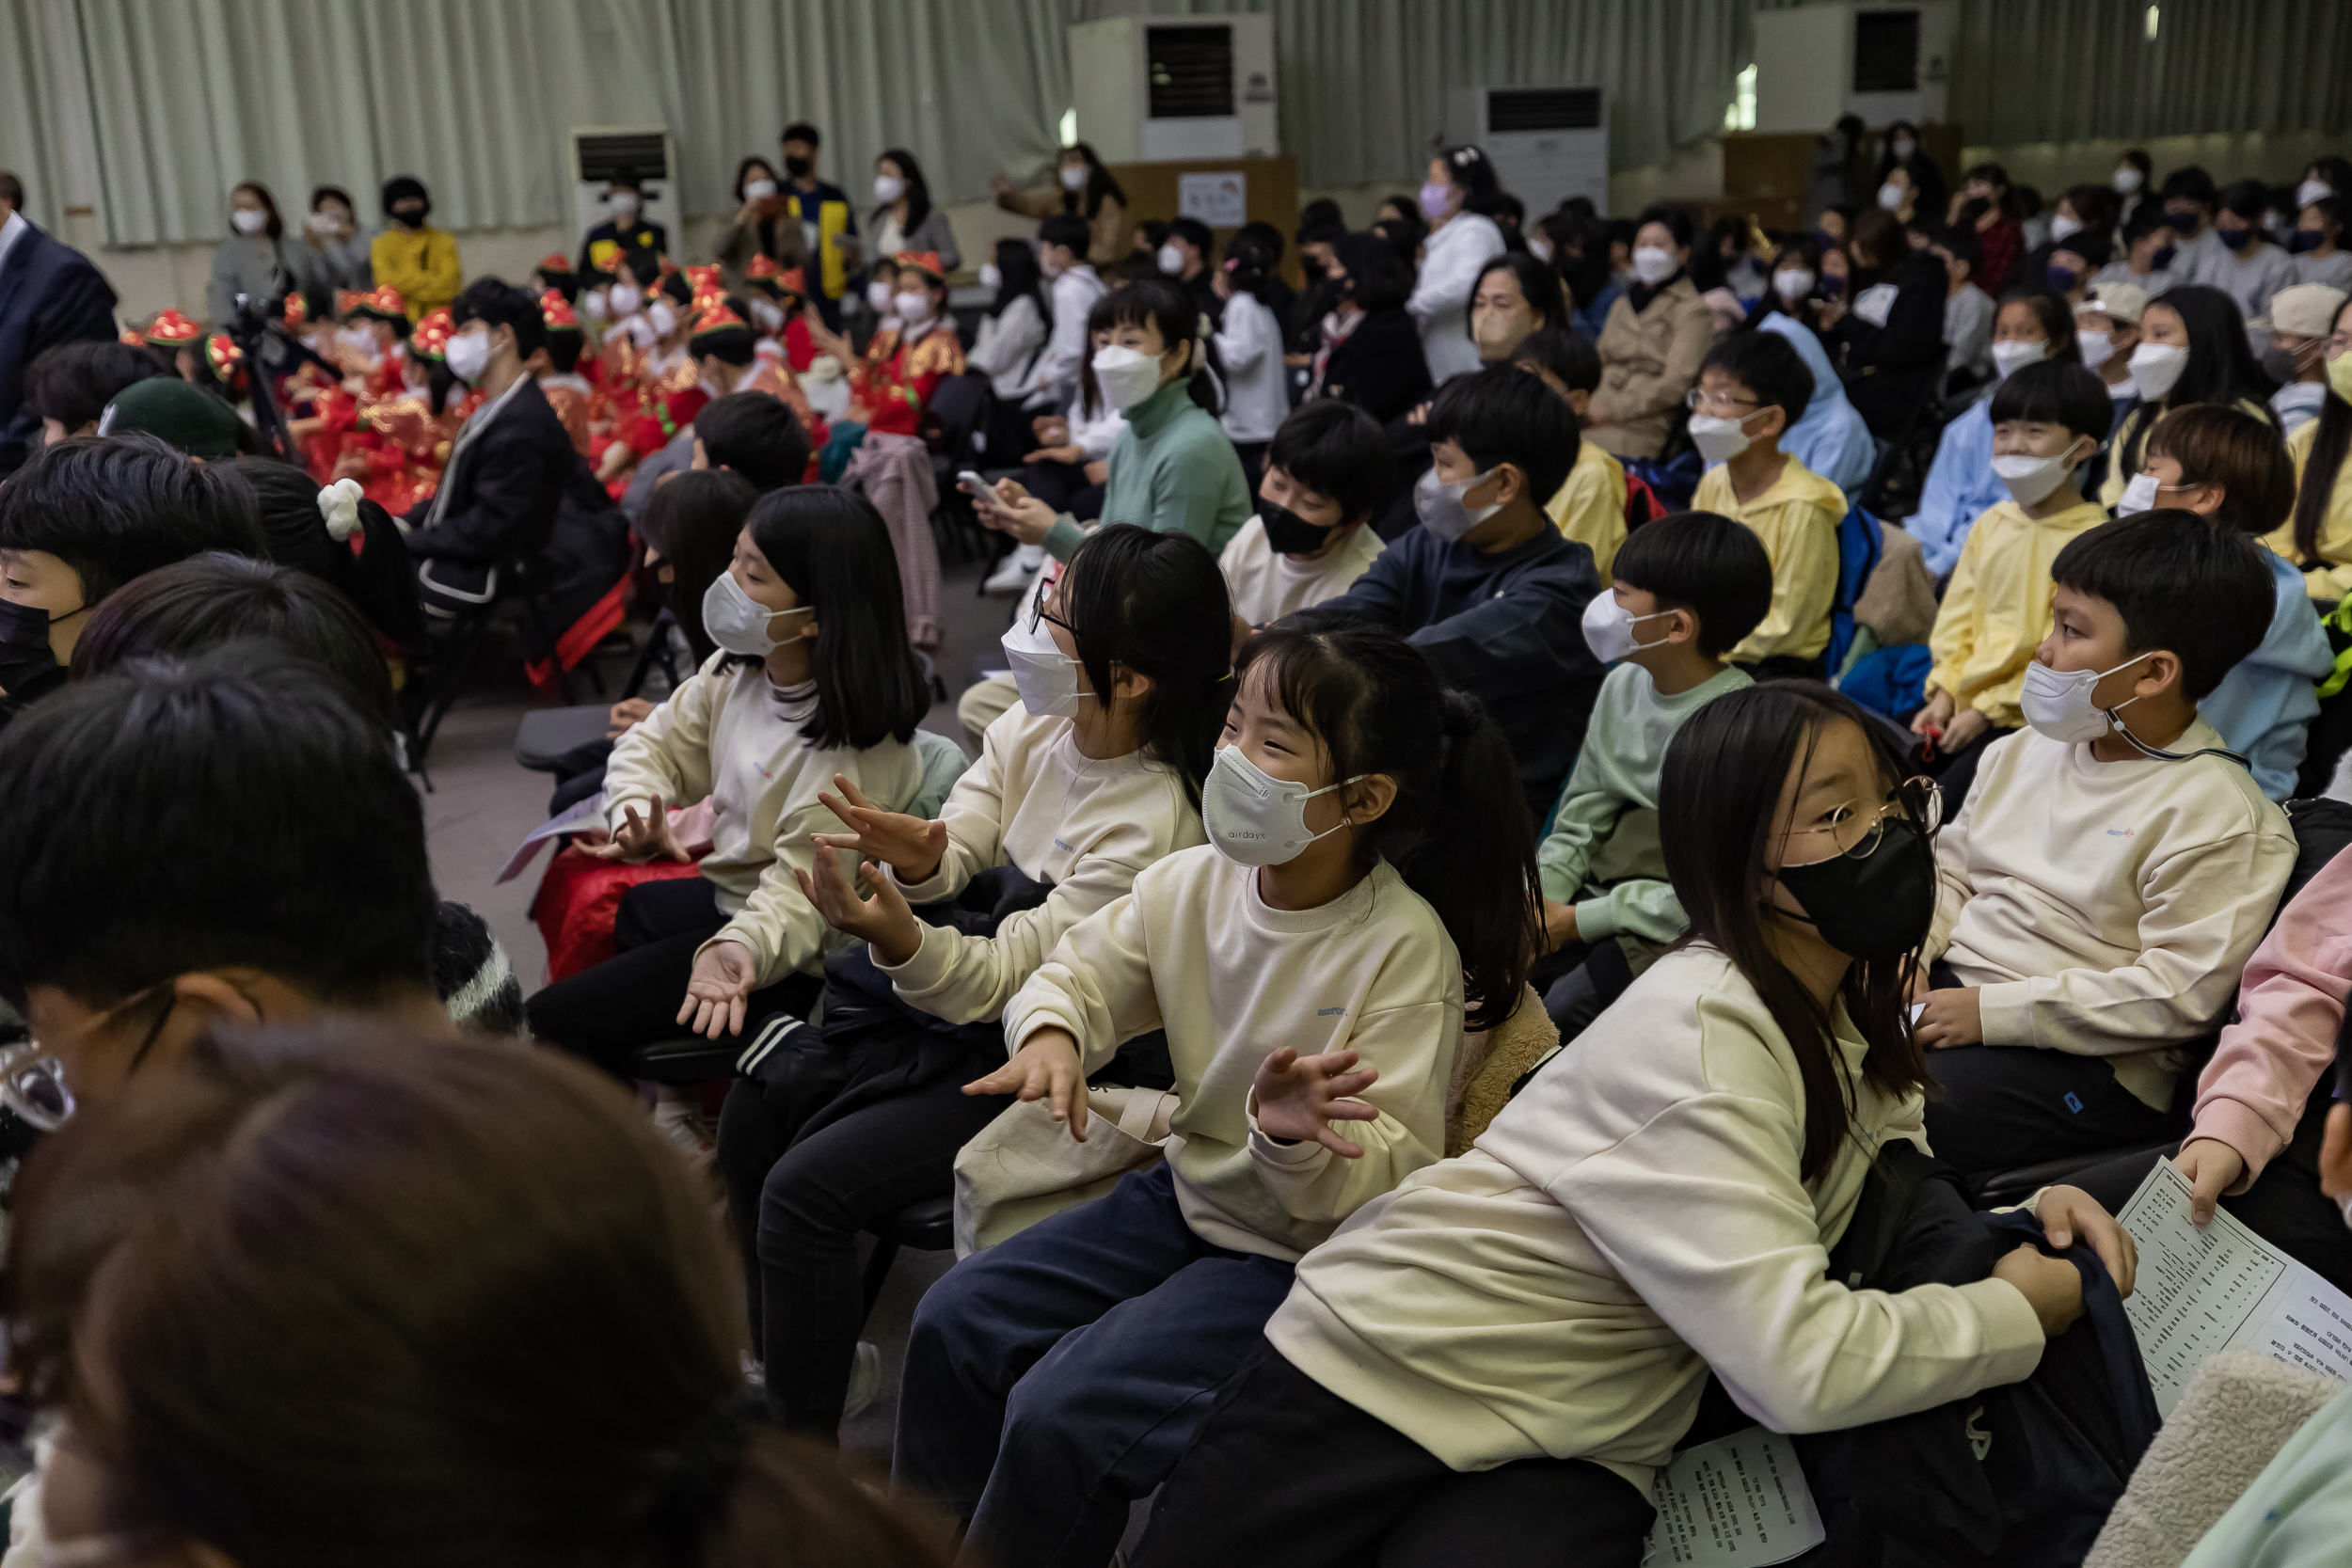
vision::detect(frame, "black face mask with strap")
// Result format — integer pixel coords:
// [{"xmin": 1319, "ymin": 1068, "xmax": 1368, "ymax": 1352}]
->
[
  {"xmin": 0, "ymin": 597, "xmax": 75, "ymax": 696},
  {"xmin": 1258, "ymin": 498, "xmax": 1337, "ymax": 556}
]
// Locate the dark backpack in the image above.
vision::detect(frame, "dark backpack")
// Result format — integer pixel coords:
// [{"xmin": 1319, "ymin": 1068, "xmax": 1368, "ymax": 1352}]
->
[{"xmin": 1788, "ymin": 1142, "xmax": 2159, "ymax": 1568}]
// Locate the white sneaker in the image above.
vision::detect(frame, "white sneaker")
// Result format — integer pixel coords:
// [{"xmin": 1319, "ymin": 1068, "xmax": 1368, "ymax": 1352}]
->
[
  {"xmin": 982, "ymin": 543, "xmax": 1045, "ymax": 596},
  {"xmin": 844, "ymin": 1340, "xmax": 884, "ymax": 1418}
]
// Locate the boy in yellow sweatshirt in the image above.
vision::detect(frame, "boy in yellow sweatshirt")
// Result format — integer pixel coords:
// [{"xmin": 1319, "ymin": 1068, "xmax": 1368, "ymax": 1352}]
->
[
  {"xmin": 1913, "ymin": 360, "xmax": 2116, "ymax": 801},
  {"xmin": 1915, "ymin": 512, "xmax": 2296, "ymax": 1175},
  {"xmin": 1510, "ymin": 328, "xmax": 1629, "ymax": 582},
  {"xmin": 1687, "ymin": 331, "xmax": 1848, "ymax": 678}
]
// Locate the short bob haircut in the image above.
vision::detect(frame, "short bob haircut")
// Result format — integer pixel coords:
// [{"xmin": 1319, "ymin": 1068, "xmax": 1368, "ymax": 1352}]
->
[
  {"xmin": 636, "ymin": 467, "xmax": 758, "ymax": 666},
  {"xmin": 1986, "ymin": 359, "xmax": 2115, "ymax": 445},
  {"xmin": 1700, "ymin": 329, "xmax": 1815, "ymax": 428},
  {"xmin": 0, "ymin": 433, "xmax": 264, "ymax": 604},
  {"xmin": 2050, "ymin": 511, "xmax": 2276, "ymax": 701},
  {"xmin": 1610, "ymin": 510, "xmax": 1774, "ymax": 658},
  {"xmin": 1098, "ymin": 277, "xmax": 1223, "ymax": 417},
  {"xmin": 2144, "ymin": 402, "xmax": 2300, "ymax": 537},
  {"xmin": 1422, "ymin": 361, "xmax": 1580, "ymax": 504},
  {"xmin": 739, "ymin": 485, "xmax": 931, "ymax": 751}
]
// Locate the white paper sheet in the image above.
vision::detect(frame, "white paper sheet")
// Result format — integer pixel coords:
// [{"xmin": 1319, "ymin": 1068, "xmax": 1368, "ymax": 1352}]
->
[
  {"xmin": 494, "ymin": 795, "xmax": 607, "ymax": 884},
  {"xmin": 2118, "ymin": 1159, "xmax": 2352, "ymax": 1415},
  {"xmin": 1644, "ymin": 1427, "xmax": 1825, "ymax": 1568}
]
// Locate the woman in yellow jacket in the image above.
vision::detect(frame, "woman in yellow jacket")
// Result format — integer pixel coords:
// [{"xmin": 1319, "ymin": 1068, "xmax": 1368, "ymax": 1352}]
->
[
  {"xmin": 2265, "ymin": 292, "xmax": 2352, "ymax": 599},
  {"xmin": 369, "ymin": 177, "xmax": 461, "ymax": 323}
]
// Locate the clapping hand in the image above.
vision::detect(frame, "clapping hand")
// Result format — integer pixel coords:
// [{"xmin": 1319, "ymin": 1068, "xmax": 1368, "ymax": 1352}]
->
[{"xmin": 585, "ymin": 796, "xmax": 691, "ymax": 863}]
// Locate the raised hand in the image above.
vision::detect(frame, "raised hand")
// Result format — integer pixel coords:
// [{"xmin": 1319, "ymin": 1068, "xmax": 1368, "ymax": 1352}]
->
[
  {"xmin": 585, "ymin": 796, "xmax": 691, "ymax": 863},
  {"xmin": 965, "ymin": 1028, "xmax": 1089, "ymax": 1140},
  {"xmin": 813, "ymin": 773, "xmax": 947, "ymax": 882},
  {"xmin": 793, "ymin": 851, "xmax": 922, "ymax": 967},
  {"xmin": 1251, "ymin": 1046, "xmax": 1381, "ymax": 1159},
  {"xmin": 676, "ymin": 940, "xmax": 758, "ymax": 1039}
]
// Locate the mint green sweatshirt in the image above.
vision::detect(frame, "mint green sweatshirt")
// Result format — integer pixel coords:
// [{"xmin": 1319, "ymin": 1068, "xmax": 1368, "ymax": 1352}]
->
[
  {"xmin": 1536, "ymin": 661, "xmax": 1752, "ymax": 945},
  {"xmin": 1042, "ymin": 378, "xmax": 1251, "ymax": 562}
]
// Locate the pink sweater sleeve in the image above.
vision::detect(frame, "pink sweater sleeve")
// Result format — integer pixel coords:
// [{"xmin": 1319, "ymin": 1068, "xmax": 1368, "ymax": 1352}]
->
[{"xmin": 2192, "ymin": 848, "xmax": 2352, "ymax": 1189}]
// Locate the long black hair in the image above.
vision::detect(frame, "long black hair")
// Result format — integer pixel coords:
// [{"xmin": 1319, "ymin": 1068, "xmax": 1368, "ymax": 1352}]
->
[
  {"xmin": 1060, "ymin": 141, "xmax": 1126, "ymax": 220},
  {"xmin": 1100, "ymin": 277, "xmax": 1223, "ymax": 417},
  {"xmin": 873, "ymin": 148, "xmax": 932, "ymax": 235},
  {"xmin": 740, "ymin": 486, "xmax": 930, "ymax": 752},
  {"xmin": 638, "ymin": 467, "xmax": 757, "ymax": 666},
  {"xmin": 230, "ymin": 181, "xmax": 285, "ymax": 243},
  {"xmin": 987, "ymin": 236, "xmax": 1046, "ymax": 324},
  {"xmin": 1237, "ymin": 614, "xmax": 1539, "ymax": 1033},
  {"xmin": 2117, "ymin": 284, "xmax": 2280, "ymax": 482},
  {"xmin": 2293, "ymin": 294, "xmax": 2352, "ymax": 563},
  {"xmin": 228, "ymin": 456, "xmax": 424, "ymax": 656},
  {"xmin": 1060, "ymin": 523, "xmax": 1231, "ymax": 809},
  {"xmin": 1659, "ymin": 683, "xmax": 1930, "ymax": 1181}
]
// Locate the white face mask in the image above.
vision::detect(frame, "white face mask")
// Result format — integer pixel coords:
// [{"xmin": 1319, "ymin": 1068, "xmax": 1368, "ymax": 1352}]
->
[
  {"xmin": 1687, "ymin": 409, "xmax": 1766, "ymax": 466},
  {"xmin": 1772, "ymin": 268, "xmax": 1816, "ymax": 302},
  {"xmin": 1156, "ymin": 243, "xmax": 1187, "ymax": 276},
  {"xmin": 743, "ymin": 178, "xmax": 778, "ymax": 202},
  {"xmin": 2113, "ymin": 166, "xmax": 2144, "ymax": 195},
  {"xmin": 749, "ymin": 296, "xmax": 786, "ymax": 333},
  {"xmin": 1091, "ymin": 342, "xmax": 1168, "ymax": 410},
  {"xmin": 2128, "ymin": 341, "xmax": 2189, "ymax": 402},
  {"xmin": 1060, "ymin": 164, "xmax": 1089, "ymax": 192},
  {"xmin": 1630, "ymin": 245, "xmax": 1677, "ymax": 285},
  {"xmin": 2049, "ymin": 214, "xmax": 2085, "ymax": 244},
  {"xmin": 1991, "ymin": 438, "xmax": 2089, "ymax": 508},
  {"xmin": 2298, "ymin": 179, "xmax": 2333, "ymax": 211},
  {"xmin": 2020, "ymin": 656, "xmax": 2150, "ymax": 744},
  {"xmin": 2118, "ymin": 471, "xmax": 2169, "ymax": 514},
  {"xmin": 702, "ymin": 571, "xmax": 812, "ymax": 657},
  {"xmin": 1891, "ymin": 135, "xmax": 1917, "ymax": 162},
  {"xmin": 230, "ymin": 207, "xmax": 269, "ymax": 235},
  {"xmin": 1990, "ymin": 339, "xmax": 2048, "ymax": 381},
  {"xmin": 336, "ymin": 325, "xmax": 377, "ymax": 359},
  {"xmin": 978, "ymin": 261, "xmax": 1003, "ymax": 291},
  {"xmin": 1201, "ymin": 745, "xmax": 1368, "ymax": 867},
  {"xmin": 1877, "ymin": 182, "xmax": 1907, "ymax": 212},
  {"xmin": 610, "ymin": 282, "xmax": 644, "ymax": 317},
  {"xmin": 611, "ymin": 191, "xmax": 640, "ymax": 217},
  {"xmin": 1413, "ymin": 465, "xmax": 1504, "ymax": 543},
  {"xmin": 1581, "ymin": 593, "xmax": 1675, "ymax": 663},
  {"xmin": 2077, "ymin": 328, "xmax": 2115, "ymax": 370},
  {"xmin": 999, "ymin": 607, "xmax": 1091, "ymax": 718},
  {"xmin": 647, "ymin": 299, "xmax": 678, "ymax": 338},
  {"xmin": 444, "ymin": 327, "xmax": 492, "ymax": 385},
  {"xmin": 303, "ymin": 209, "xmax": 342, "ymax": 235},
  {"xmin": 866, "ymin": 279, "xmax": 897, "ymax": 313},
  {"xmin": 895, "ymin": 291, "xmax": 934, "ymax": 325},
  {"xmin": 1527, "ymin": 235, "xmax": 1554, "ymax": 263},
  {"xmin": 874, "ymin": 174, "xmax": 906, "ymax": 204}
]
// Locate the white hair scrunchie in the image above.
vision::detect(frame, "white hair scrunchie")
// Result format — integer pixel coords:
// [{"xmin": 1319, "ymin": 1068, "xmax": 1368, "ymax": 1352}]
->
[{"xmin": 318, "ymin": 478, "xmax": 364, "ymax": 541}]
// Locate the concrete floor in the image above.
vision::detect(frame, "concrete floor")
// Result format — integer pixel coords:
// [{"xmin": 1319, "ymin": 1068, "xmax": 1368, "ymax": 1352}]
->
[{"xmin": 421, "ymin": 546, "xmax": 1016, "ymax": 1471}]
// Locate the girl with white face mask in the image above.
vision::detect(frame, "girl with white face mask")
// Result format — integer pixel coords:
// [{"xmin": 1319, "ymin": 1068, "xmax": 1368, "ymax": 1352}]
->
[
  {"xmin": 208, "ymin": 180, "xmax": 303, "ymax": 343},
  {"xmin": 867, "ymin": 147, "xmax": 961, "ymax": 275},
  {"xmin": 739, "ymin": 523, "xmax": 1231, "ymax": 1441},
  {"xmin": 2097, "ymin": 287, "xmax": 2281, "ymax": 513},
  {"xmin": 1581, "ymin": 208, "xmax": 1715, "ymax": 461},
  {"xmin": 895, "ymin": 618, "xmax": 1543, "ymax": 1568},
  {"xmin": 526, "ymin": 488, "xmax": 935, "ymax": 1073}
]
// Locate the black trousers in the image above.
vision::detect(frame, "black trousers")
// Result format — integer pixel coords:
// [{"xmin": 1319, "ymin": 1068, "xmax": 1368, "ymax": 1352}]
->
[
  {"xmin": 524, "ymin": 878, "xmax": 821, "ymax": 1081},
  {"xmin": 1925, "ymin": 721, "xmax": 2016, "ymax": 811},
  {"xmin": 716, "ymin": 1068, "xmax": 1008, "ymax": 1434},
  {"xmin": 1132, "ymin": 1343, "xmax": 1655, "ymax": 1568},
  {"xmin": 1541, "ymin": 938, "xmax": 1635, "ymax": 1040},
  {"xmin": 1021, "ymin": 457, "xmax": 1105, "ymax": 523}
]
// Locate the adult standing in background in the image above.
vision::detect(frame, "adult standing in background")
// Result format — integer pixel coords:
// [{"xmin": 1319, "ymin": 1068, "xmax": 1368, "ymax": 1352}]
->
[
  {"xmin": 869, "ymin": 149, "xmax": 960, "ymax": 274},
  {"xmin": 296, "ymin": 184, "xmax": 372, "ymax": 308},
  {"xmin": 0, "ymin": 171, "xmax": 118, "ymax": 475},
  {"xmin": 993, "ymin": 143, "xmax": 1128, "ymax": 268},
  {"xmin": 370, "ymin": 176, "xmax": 460, "ymax": 323},
  {"xmin": 1805, "ymin": 114, "xmax": 1868, "ymax": 225},
  {"xmin": 780, "ymin": 122, "xmax": 857, "ymax": 330},
  {"xmin": 716, "ymin": 155, "xmax": 810, "ymax": 295},
  {"xmin": 577, "ymin": 167, "xmax": 668, "ymax": 281},
  {"xmin": 206, "ymin": 182, "xmax": 305, "ymax": 349},
  {"xmin": 1406, "ymin": 145, "xmax": 1507, "ymax": 385}
]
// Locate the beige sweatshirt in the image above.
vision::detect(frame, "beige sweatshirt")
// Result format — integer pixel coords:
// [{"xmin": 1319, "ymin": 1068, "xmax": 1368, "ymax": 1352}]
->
[
  {"xmin": 878, "ymin": 706, "xmax": 1205, "ymax": 1024},
  {"xmin": 1217, "ymin": 514, "xmax": 1386, "ymax": 626},
  {"xmin": 1924, "ymin": 722, "xmax": 2296, "ymax": 1109},
  {"xmin": 601, "ymin": 652, "xmax": 923, "ymax": 987},
  {"xmin": 1002, "ymin": 846, "xmax": 1462, "ymax": 1260},
  {"xmin": 1266, "ymin": 944, "xmax": 2046, "ymax": 1493}
]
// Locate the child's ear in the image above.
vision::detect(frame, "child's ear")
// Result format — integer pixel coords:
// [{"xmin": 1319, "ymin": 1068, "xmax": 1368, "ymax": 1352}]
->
[
  {"xmin": 2131, "ymin": 649, "xmax": 2186, "ymax": 701},
  {"xmin": 1342, "ymin": 772, "xmax": 1401, "ymax": 828},
  {"xmin": 1567, "ymin": 388, "xmax": 1591, "ymax": 420},
  {"xmin": 1757, "ymin": 404, "xmax": 1789, "ymax": 441},
  {"xmin": 1665, "ymin": 607, "xmax": 1701, "ymax": 645}
]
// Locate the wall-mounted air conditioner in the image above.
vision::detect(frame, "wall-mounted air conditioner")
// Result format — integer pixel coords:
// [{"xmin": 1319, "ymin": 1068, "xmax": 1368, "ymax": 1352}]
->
[
  {"xmin": 1068, "ymin": 16, "xmax": 1278, "ymax": 164},
  {"xmin": 1445, "ymin": 87, "xmax": 1609, "ymax": 217},
  {"xmin": 1753, "ymin": 4, "xmax": 1953, "ymax": 134},
  {"xmin": 567, "ymin": 125, "xmax": 674, "ymax": 261}
]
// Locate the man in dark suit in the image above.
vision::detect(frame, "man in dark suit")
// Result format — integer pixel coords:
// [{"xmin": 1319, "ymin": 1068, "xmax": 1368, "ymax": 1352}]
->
[
  {"xmin": 404, "ymin": 277, "xmax": 591, "ymax": 617},
  {"xmin": 0, "ymin": 171, "xmax": 121, "ymax": 475}
]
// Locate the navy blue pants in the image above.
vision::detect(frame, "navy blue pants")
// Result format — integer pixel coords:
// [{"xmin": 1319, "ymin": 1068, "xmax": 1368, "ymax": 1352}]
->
[{"xmin": 892, "ymin": 1162, "xmax": 1297, "ymax": 1568}]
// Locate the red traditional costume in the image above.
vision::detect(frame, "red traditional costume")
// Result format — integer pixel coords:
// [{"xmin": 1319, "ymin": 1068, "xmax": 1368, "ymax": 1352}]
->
[{"xmin": 846, "ymin": 250, "xmax": 965, "ymax": 437}]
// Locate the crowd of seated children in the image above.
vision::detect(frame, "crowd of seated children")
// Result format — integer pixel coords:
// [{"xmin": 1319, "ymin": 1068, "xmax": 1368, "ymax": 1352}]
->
[
  {"xmin": 1534, "ymin": 511, "xmax": 1772, "ymax": 1037},
  {"xmin": 716, "ymin": 523, "xmax": 1231, "ymax": 1438},
  {"xmin": 1217, "ymin": 399, "xmax": 1391, "ymax": 626},
  {"xmin": 1912, "ymin": 359, "xmax": 2118, "ymax": 801},
  {"xmin": 1687, "ymin": 330, "xmax": 1848, "ymax": 679},
  {"xmin": 1309, "ymin": 363, "xmax": 1603, "ymax": 823},
  {"xmin": 1122, "ymin": 683, "xmax": 2127, "ymax": 1565},
  {"xmin": 1916, "ymin": 512, "xmax": 2296, "ymax": 1176},
  {"xmin": 523, "ymin": 486, "xmax": 933, "ymax": 1095},
  {"xmin": 896, "ymin": 617, "xmax": 1541, "ymax": 1568}
]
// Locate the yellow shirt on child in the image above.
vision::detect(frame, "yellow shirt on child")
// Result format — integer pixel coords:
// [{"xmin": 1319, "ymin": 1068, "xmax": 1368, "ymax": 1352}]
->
[
  {"xmin": 1925, "ymin": 498, "xmax": 2109, "ymax": 730},
  {"xmin": 2262, "ymin": 418, "xmax": 2352, "ymax": 601},
  {"xmin": 1692, "ymin": 456, "xmax": 1847, "ymax": 663},
  {"xmin": 1546, "ymin": 438, "xmax": 1628, "ymax": 582}
]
